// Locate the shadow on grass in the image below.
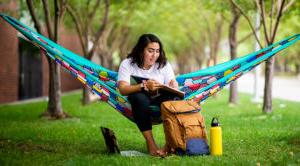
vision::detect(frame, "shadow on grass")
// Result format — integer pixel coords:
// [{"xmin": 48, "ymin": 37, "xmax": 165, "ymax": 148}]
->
[
  {"xmin": 0, "ymin": 138, "xmax": 108, "ymax": 155},
  {"xmin": 277, "ymin": 134, "xmax": 300, "ymax": 147}
]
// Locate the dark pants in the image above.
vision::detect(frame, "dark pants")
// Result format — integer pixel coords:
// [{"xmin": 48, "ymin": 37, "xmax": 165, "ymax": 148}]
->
[{"xmin": 128, "ymin": 92, "xmax": 171, "ymax": 132}]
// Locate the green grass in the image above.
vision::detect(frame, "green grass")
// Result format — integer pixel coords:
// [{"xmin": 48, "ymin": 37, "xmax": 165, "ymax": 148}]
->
[{"xmin": 0, "ymin": 90, "xmax": 299, "ymax": 165}]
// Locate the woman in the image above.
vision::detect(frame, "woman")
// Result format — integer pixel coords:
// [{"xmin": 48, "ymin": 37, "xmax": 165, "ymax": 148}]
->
[{"xmin": 118, "ymin": 34, "xmax": 178, "ymax": 156}]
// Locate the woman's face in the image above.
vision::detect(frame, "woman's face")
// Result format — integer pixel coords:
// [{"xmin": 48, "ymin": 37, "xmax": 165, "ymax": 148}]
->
[{"xmin": 143, "ymin": 42, "xmax": 160, "ymax": 69}]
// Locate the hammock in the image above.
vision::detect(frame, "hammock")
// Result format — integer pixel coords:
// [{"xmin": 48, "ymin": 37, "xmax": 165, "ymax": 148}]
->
[{"xmin": 1, "ymin": 13, "xmax": 299, "ymax": 123}]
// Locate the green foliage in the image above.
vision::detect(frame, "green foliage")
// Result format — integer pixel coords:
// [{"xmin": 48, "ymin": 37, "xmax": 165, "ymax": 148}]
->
[
  {"xmin": 19, "ymin": 0, "xmax": 52, "ymax": 24},
  {"xmin": 107, "ymin": 0, "xmax": 210, "ymax": 59},
  {"xmin": 63, "ymin": 0, "xmax": 107, "ymax": 31},
  {"xmin": 0, "ymin": 91, "xmax": 299, "ymax": 165},
  {"xmin": 16, "ymin": 0, "xmax": 299, "ymax": 70},
  {"xmin": 276, "ymin": 15, "xmax": 300, "ymax": 71}
]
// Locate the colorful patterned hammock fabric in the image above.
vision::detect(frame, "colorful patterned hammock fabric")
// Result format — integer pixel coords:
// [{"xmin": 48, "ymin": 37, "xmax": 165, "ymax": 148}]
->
[{"xmin": 1, "ymin": 13, "xmax": 299, "ymax": 122}]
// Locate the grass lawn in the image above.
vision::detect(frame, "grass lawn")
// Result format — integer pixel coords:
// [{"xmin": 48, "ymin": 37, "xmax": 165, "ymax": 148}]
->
[{"xmin": 0, "ymin": 90, "xmax": 299, "ymax": 165}]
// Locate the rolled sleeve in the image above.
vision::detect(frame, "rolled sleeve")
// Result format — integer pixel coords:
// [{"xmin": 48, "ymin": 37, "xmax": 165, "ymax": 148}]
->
[
  {"xmin": 117, "ymin": 59, "xmax": 131, "ymax": 84},
  {"xmin": 163, "ymin": 62, "xmax": 175, "ymax": 84}
]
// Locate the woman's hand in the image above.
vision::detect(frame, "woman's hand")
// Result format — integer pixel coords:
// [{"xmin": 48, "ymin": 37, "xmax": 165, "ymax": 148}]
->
[
  {"xmin": 168, "ymin": 79, "xmax": 178, "ymax": 89},
  {"xmin": 144, "ymin": 79, "xmax": 162, "ymax": 92}
]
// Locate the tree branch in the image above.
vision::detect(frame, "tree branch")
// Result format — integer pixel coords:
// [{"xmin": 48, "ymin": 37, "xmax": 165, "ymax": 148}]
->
[
  {"xmin": 88, "ymin": 0, "xmax": 101, "ymax": 27},
  {"xmin": 257, "ymin": 0, "xmax": 270, "ymax": 44},
  {"xmin": 220, "ymin": 13, "xmax": 231, "ymax": 24},
  {"xmin": 88, "ymin": 0, "xmax": 109, "ymax": 59},
  {"xmin": 86, "ymin": 0, "xmax": 101, "ymax": 41},
  {"xmin": 25, "ymin": 0, "xmax": 42, "ymax": 33},
  {"xmin": 53, "ymin": 0, "xmax": 65, "ymax": 42},
  {"xmin": 66, "ymin": 4, "xmax": 87, "ymax": 54},
  {"xmin": 269, "ymin": 0, "xmax": 274, "ymax": 40},
  {"xmin": 270, "ymin": 0, "xmax": 286, "ymax": 43},
  {"xmin": 59, "ymin": 0, "xmax": 67, "ymax": 18},
  {"xmin": 42, "ymin": 0, "xmax": 53, "ymax": 39},
  {"xmin": 237, "ymin": 23, "xmax": 261, "ymax": 44},
  {"xmin": 231, "ymin": 0, "xmax": 263, "ymax": 49},
  {"xmin": 54, "ymin": 0, "xmax": 59, "ymax": 42},
  {"xmin": 282, "ymin": 0, "xmax": 295, "ymax": 12}
]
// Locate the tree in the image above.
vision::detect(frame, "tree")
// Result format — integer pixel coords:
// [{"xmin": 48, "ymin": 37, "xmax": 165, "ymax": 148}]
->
[
  {"xmin": 65, "ymin": 0, "xmax": 109, "ymax": 105},
  {"xmin": 203, "ymin": 13, "xmax": 224, "ymax": 67},
  {"xmin": 221, "ymin": 0, "xmax": 263, "ymax": 104},
  {"xmin": 117, "ymin": 0, "xmax": 210, "ymax": 73},
  {"xmin": 228, "ymin": 1, "xmax": 241, "ymax": 104},
  {"xmin": 96, "ymin": 1, "xmax": 137, "ymax": 70},
  {"xmin": 25, "ymin": 0, "xmax": 68, "ymax": 118},
  {"xmin": 231, "ymin": 0, "xmax": 296, "ymax": 113},
  {"xmin": 275, "ymin": 13, "xmax": 300, "ymax": 74}
]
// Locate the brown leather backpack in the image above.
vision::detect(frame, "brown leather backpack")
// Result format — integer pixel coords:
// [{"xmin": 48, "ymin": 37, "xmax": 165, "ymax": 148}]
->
[{"xmin": 161, "ymin": 100, "xmax": 208, "ymax": 154}]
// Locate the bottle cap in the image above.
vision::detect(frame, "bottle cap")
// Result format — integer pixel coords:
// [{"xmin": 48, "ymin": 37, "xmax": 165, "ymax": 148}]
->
[{"xmin": 211, "ymin": 117, "xmax": 220, "ymax": 127}]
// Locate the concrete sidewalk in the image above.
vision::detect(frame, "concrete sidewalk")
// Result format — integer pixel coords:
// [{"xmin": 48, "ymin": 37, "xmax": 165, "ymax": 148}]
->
[{"xmin": 237, "ymin": 73, "xmax": 300, "ymax": 102}]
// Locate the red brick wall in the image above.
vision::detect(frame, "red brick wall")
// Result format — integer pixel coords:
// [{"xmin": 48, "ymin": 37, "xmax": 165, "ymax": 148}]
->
[{"xmin": 0, "ymin": 1, "xmax": 19, "ymax": 103}]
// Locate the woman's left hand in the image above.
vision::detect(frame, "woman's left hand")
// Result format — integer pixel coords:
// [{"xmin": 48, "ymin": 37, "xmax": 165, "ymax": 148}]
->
[
  {"xmin": 168, "ymin": 79, "xmax": 178, "ymax": 89},
  {"xmin": 145, "ymin": 79, "xmax": 162, "ymax": 92}
]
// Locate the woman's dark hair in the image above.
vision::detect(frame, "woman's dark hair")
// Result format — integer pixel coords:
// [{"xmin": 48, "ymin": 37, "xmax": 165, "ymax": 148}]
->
[{"xmin": 127, "ymin": 34, "xmax": 167, "ymax": 69}]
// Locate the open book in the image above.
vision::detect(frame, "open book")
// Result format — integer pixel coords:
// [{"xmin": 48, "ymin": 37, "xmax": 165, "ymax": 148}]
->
[{"xmin": 130, "ymin": 75, "xmax": 185, "ymax": 100}]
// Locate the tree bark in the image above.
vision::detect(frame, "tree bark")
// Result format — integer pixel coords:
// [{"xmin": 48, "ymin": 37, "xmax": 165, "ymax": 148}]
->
[
  {"xmin": 46, "ymin": 0, "xmax": 67, "ymax": 118},
  {"xmin": 229, "ymin": 3, "xmax": 240, "ymax": 104},
  {"xmin": 230, "ymin": 0, "xmax": 263, "ymax": 49},
  {"xmin": 46, "ymin": 60, "xmax": 65, "ymax": 118},
  {"xmin": 263, "ymin": 56, "xmax": 274, "ymax": 113},
  {"xmin": 295, "ymin": 64, "xmax": 300, "ymax": 75},
  {"xmin": 26, "ymin": 0, "xmax": 67, "ymax": 119},
  {"xmin": 261, "ymin": 0, "xmax": 286, "ymax": 114},
  {"xmin": 283, "ymin": 58, "xmax": 289, "ymax": 73}
]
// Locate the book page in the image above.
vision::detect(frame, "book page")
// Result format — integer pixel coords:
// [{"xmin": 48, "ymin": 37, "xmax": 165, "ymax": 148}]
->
[
  {"xmin": 160, "ymin": 85, "xmax": 185, "ymax": 99},
  {"xmin": 130, "ymin": 75, "xmax": 185, "ymax": 99}
]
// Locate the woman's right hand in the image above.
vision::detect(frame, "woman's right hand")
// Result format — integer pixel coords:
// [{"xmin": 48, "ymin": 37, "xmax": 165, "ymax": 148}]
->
[{"xmin": 144, "ymin": 79, "xmax": 162, "ymax": 92}]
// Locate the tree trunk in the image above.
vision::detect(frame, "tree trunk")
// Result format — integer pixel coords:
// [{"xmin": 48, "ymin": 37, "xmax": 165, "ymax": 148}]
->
[
  {"xmin": 195, "ymin": 56, "xmax": 203, "ymax": 69},
  {"xmin": 263, "ymin": 56, "xmax": 274, "ymax": 113},
  {"xmin": 82, "ymin": 86, "xmax": 93, "ymax": 105},
  {"xmin": 26, "ymin": 0, "xmax": 66, "ymax": 119},
  {"xmin": 212, "ymin": 15, "xmax": 223, "ymax": 66},
  {"xmin": 283, "ymin": 58, "xmax": 289, "ymax": 73},
  {"xmin": 295, "ymin": 64, "xmax": 300, "ymax": 75},
  {"xmin": 177, "ymin": 55, "xmax": 188, "ymax": 74},
  {"xmin": 260, "ymin": 0, "xmax": 286, "ymax": 114},
  {"xmin": 44, "ymin": 59, "xmax": 67, "ymax": 118},
  {"xmin": 229, "ymin": 4, "xmax": 240, "ymax": 104}
]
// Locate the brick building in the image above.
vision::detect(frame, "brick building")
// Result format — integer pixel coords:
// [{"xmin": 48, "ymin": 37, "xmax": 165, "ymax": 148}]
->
[{"xmin": 0, "ymin": 1, "xmax": 82, "ymax": 104}]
